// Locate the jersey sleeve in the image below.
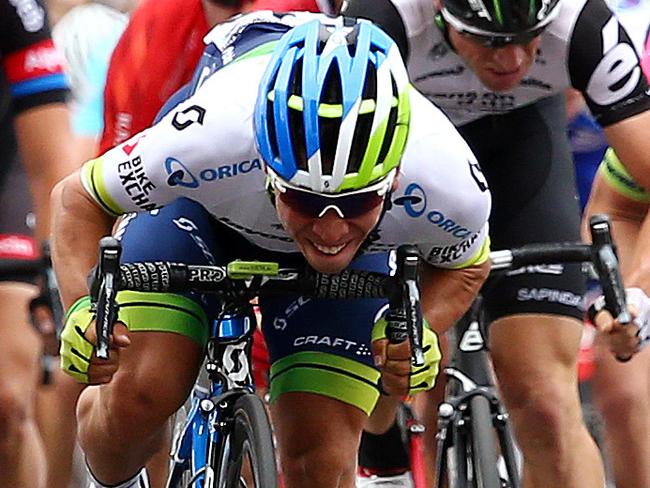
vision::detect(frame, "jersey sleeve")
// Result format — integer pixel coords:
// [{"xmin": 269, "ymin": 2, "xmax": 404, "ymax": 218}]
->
[
  {"xmin": 80, "ymin": 57, "xmax": 260, "ymax": 216},
  {"xmin": 396, "ymin": 90, "xmax": 492, "ymax": 269},
  {"xmin": 599, "ymin": 147, "xmax": 650, "ymax": 203},
  {"xmin": 568, "ymin": 0, "xmax": 650, "ymax": 126},
  {"xmin": 0, "ymin": 0, "xmax": 68, "ymax": 113}
]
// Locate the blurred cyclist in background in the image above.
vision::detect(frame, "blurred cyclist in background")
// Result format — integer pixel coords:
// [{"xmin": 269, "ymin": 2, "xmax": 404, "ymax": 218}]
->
[
  {"xmin": 0, "ymin": 0, "xmax": 76, "ymax": 486},
  {"xmin": 571, "ymin": 1, "xmax": 650, "ymax": 485},
  {"xmin": 54, "ymin": 0, "xmax": 128, "ymax": 162},
  {"xmin": 99, "ymin": 0, "xmax": 334, "ymax": 154}
]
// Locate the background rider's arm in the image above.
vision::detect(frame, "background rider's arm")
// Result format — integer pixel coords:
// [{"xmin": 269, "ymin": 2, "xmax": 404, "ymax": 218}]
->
[
  {"xmin": 15, "ymin": 104, "xmax": 78, "ymax": 241},
  {"xmin": 604, "ymin": 111, "xmax": 650, "ymax": 192},
  {"xmin": 50, "ymin": 171, "xmax": 116, "ymax": 308},
  {"xmin": 420, "ymin": 259, "xmax": 491, "ymax": 334},
  {"xmin": 584, "ymin": 172, "xmax": 650, "ymax": 294}
]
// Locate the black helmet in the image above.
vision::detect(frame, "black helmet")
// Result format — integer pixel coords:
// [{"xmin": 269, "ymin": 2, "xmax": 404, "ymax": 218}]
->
[{"xmin": 441, "ymin": 0, "xmax": 561, "ymax": 37}]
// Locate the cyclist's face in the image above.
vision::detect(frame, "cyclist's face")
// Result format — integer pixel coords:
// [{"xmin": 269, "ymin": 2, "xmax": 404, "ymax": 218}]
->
[
  {"xmin": 448, "ymin": 28, "xmax": 541, "ymax": 92},
  {"xmin": 275, "ymin": 194, "xmax": 385, "ymax": 274}
]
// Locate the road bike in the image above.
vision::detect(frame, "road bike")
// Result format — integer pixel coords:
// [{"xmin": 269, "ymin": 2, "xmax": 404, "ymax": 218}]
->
[
  {"xmin": 91, "ymin": 239, "xmax": 428, "ymax": 488},
  {"xmin": 433, "ymin": 214, "xmax": 629, "ymax": 488}
]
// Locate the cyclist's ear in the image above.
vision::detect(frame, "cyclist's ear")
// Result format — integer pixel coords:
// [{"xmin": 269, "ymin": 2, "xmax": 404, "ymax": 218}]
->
[{"xmin": 390, "ymin": 173, "xmax": 400, "ymax": 192}]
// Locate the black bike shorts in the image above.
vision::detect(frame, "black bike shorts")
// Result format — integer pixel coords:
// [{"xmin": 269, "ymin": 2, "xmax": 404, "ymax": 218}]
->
[{"xmin": 458, "ymin": 95, "xmax": 586, "ymax": 323}]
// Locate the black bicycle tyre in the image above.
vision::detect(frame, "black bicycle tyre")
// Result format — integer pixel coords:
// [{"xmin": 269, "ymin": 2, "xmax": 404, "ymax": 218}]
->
[
  {"xmin": 222, "ymin": 394, "xmax": 278, "ymax": 488},
  {"xmin": 468, "ymin": 395, "xmax": 501, "ymax": 488},
  {"xmin": 449, "ymin": 415, "xmax": 469, "ymax": 488}
]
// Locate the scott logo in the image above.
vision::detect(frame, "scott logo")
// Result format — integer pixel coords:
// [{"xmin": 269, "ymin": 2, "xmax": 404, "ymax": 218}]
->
[
  {"xmin": 172, "ymin": 105, "xmax": 206, "ymax": 130},
  {"xmin": 165, "ymin": 157, "xmax": 262, "ymax": 188}
]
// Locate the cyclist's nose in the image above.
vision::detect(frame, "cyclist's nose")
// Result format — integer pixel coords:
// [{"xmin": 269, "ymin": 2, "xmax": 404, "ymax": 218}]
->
[
  {"xmin": 311, "ymin": 208, "xmax": 349, "ymax": 243},
  {"xmin": 491, "ymin": 45, "xmax": 525, "ymax": 70}
]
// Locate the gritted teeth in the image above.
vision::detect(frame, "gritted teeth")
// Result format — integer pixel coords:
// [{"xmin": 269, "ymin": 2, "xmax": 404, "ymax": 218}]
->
[{"xmin": 313, "ymin": 242, "xmax": 347, "ymax": 255}]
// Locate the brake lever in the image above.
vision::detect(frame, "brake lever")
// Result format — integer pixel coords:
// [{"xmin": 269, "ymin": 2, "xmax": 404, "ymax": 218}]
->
[
  {"xmin": 589, "ymin": 214, "xmax": 631, "ymax": 325},
  {"xmin": 94, "ymin": 237, "xmax": 122, "ymax": 359},
  {"xmin": 388, "ymin": 245, "xmax": 425, "ymax": 367}
]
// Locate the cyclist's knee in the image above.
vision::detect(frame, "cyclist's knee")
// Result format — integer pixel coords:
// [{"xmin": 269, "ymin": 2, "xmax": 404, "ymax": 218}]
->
[
  {"xmin": 503, "ymin": 377, "xmax": 581, "ymax": 449},
  {"xmin": 78, "ymin": 374, "xmax": 186, "ymax": 442},
  {"xmin": 595, "ymin": 384, "xmax": 650, "ymax": 423},
  {"xmin": 0, "ymin": 383, "xmax": 31, "ymax": 453},
  {"xmin": 281, "ymin": 442, "xmax": 357, "ymax": 486}
]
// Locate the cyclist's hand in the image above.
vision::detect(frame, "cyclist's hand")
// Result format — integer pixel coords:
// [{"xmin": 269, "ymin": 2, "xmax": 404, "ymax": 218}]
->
[
  {"xmin": 371, "ymin": 317, "xmax": 441, "ymax": 396},
  {"xmin": 60, "ymin": 296, "xmax": 131, "ymax": 384},
  {"xmin": 589, "ymin": 288, "xmax": 650, "ymax": 362},
  {"xmin": 29, "ymin": 296, "xmax": 59, "ymax": 355}
]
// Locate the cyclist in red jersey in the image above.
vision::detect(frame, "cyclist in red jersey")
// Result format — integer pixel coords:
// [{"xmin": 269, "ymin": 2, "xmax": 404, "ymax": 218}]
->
[{"xmin": 99, "ymin": 0, "xmax": 329, "ymax": 154}]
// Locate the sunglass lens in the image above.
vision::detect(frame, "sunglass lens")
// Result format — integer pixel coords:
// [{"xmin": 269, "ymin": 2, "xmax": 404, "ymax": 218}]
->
[
  {"xmin": 278, "ymin": 189, "xmax": 385, "ymax": 218},
  {"xmin": 337, "ymin": 192, "xmax": 385, "ymax": 218}
]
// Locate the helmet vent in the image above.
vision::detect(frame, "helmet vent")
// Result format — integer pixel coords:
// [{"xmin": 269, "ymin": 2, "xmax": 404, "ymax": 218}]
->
[
  {"xmin": 377, "ymin": 77, "xmax": 399, "ymax": 167},
  {"xmin": 266, "ymin": 98, "xmax": 279, "ymax": 164},
  {"xmin": 347, "ymin": 64, "xmax": 377, "ymax": 173},
  {"xmin": 318, "ymin": 63, "xmax": 343, "ymax": 175}
]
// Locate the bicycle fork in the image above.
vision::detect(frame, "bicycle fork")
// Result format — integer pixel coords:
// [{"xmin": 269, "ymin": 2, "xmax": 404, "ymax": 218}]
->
[{"xmin": 434, "ymin": 367, "xmax": 521, "ymax": 488}]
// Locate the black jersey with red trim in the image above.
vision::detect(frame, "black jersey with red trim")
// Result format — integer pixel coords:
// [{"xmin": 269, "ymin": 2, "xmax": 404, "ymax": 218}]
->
[
  {"xmin": 1, "ymin": 0, "xmax": 68, "ymax": 116},
  {"xmin": 344, "ymin": 0, "xmax": 650, "ymax": 127}
]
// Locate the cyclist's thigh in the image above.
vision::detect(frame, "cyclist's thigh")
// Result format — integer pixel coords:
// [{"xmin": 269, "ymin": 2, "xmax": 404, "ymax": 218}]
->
[
  {"xmin": 260, "ymin": 252, "xmax": 393, "ymax": 417},
  {"xmin": 271, "ymin": 392, "xmax": 367, "ymax": 470},
  {"xmin": 106, "ymin": 198, "xmax": 248, "ymax": 414},
  {"xmin": 115, "ymin": 197, "xmax": 238, "ymax": 346},
  {"xmin": 461, "ymin": 96, "xmax": 585, "ymax": 386},
  {"xmin": 461, "ymin": 95, "xmax": 585, "ymax": 325}
]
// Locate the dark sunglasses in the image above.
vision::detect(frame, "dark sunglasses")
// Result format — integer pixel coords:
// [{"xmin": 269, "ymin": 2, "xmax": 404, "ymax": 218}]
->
[
  {"xmin": 270, "ymin": 174, "xmax": 393, "ymax": 219},
  {"xmin": 460, "ymin": 27, "xmax": 546, "ymax": 48}
]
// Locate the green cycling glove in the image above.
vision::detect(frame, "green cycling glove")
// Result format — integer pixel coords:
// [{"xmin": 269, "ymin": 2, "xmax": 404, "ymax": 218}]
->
[
  {"xmin": 372, "ymin": 316, "xmax": 441, "ymax": 394},
  {"xmin": 59, "ymin": 296, "xmax": 96, "ymax": 383}
]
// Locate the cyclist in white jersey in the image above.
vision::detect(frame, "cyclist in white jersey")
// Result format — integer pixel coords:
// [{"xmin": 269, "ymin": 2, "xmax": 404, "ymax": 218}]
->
[
  {"xmin": 586, "ymin": 151, "xmax": 650, "ymax": 488},
  {"xmin": 580, "ymin": 11, "xmax": 650, "ymax": 484},
  {"xmin": 51, "ymin": 13, "xmax": 492, "ymax": 488},
  {"xmin": 343, "ymin": 0, "xmax": 650, "ymax": 486}
]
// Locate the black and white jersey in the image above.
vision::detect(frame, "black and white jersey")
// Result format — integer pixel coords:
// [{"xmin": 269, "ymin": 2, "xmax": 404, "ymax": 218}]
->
[{"xmin": 344, "ymin": 0, "xmax": 650, "ymax": 126}]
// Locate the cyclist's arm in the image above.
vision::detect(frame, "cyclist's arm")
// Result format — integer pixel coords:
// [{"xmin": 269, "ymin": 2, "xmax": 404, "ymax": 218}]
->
[
  {"xmin": 583, "ymin": 172, "xmax": 650, "ymax": 294},
  {"xmin": 51, "ymin": 171, "xmax": 114, "ymax": 309},
  {"xmin": 15, "ymin": 105, "xmax": 77, "ymax": 241},
  {"xmin": 603, "ymin": 112, "xmax": 650, "ymax": 192},
  {"xmin": 50, "ymin": 171, "xmax": 116, "ymax": 308},
  {"xmin": 2, "ymin": 0, "xmax": 77, "ymax": 240},
  {"xmin": 567, "ymin": 0, "xmax": 650, "ymax": 190},
  {"xmin": 419, "ymin": 259, "xmax": 490, "ymax": 335}
]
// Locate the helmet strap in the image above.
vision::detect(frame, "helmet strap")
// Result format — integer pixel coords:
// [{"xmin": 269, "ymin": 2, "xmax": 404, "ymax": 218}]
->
[{"xmin": 434, "ymin": 13, "xmax": 457, "ymax": 53}]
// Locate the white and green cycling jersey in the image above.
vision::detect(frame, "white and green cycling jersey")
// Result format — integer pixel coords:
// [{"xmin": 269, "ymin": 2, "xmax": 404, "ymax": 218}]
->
[{"xmin": 79, "ymin": 11, "xmax": 492, "ymax": 269}]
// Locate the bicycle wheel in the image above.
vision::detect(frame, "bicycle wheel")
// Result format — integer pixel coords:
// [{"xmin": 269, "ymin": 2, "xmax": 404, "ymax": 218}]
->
[
  {"xmin": 468, "ymin": 395, "xmax": 501, "ymax": 488},
  {"xmin": 221, "ymin": 394, "xmax": 277, "ymax": 488}
]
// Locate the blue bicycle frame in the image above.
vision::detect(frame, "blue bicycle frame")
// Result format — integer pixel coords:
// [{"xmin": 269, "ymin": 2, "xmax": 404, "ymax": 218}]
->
[{"xmin": 167, "ymin": 311, "xmax": 257, "ymax": 488}]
